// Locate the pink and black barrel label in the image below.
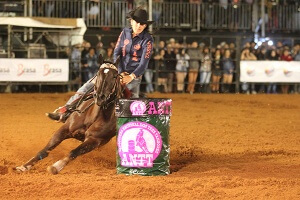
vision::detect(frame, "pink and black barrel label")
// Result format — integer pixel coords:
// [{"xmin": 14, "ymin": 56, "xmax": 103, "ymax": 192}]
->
[{"xmin": 116, "ymin": 99, "xmax": 172, "ymax": 117}]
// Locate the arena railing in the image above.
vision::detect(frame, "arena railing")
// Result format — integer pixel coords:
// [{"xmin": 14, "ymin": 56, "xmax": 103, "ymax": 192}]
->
[
  {"xmin": 20, "ymin": 1, "xmax": 300, "ymax": 32},
  {"xmin": 28, "ymin": 1, "xmax": 252, "ymax": 31}
]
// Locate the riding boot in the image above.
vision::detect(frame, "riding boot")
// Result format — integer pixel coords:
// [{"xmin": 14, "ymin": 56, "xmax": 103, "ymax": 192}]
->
[{"xmin": 46, "ymin": 106, "xmax": 70, "ymax": 123}]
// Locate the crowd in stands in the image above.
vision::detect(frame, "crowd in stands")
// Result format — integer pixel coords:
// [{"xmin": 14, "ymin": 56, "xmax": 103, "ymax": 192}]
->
[{"xmin": 68, "ymin": 37, "xmax": 300, "ymax": 95}]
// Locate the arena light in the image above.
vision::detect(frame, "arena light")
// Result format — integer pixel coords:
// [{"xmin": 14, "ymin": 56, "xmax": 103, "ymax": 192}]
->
[
  {"xmin": 257, "ymin": 41, "xmax": 262, "ymax": 46},
  {"xmin": 268, "ymin": 40, "xmax": 273, "ymax": 46}
]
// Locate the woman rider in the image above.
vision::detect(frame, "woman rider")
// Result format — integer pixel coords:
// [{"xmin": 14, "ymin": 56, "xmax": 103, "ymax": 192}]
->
[{"xmin": 47, "ymin": 7, "xmax": 154, "ymax": 122}]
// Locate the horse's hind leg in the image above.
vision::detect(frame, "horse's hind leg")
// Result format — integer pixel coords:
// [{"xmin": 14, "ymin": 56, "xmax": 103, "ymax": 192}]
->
[
  {"xmin": 15, "ymin": 127, "xmax": 70, "ymax": 172},
  {"xmin": 47, "ymin": 136, "xmax": 110, "ymax": 174}
]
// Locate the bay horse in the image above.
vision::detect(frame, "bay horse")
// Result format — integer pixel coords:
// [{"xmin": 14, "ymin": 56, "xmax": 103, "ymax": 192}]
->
[{"xmin": 15, "ymin": 58, "xmax": 123, "ymax": 174}]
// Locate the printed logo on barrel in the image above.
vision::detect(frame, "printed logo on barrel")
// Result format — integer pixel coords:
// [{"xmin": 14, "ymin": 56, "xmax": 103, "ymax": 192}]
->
[{"xmin": 117, "ymin": 121, "xmax": 162, "ymax": 168}]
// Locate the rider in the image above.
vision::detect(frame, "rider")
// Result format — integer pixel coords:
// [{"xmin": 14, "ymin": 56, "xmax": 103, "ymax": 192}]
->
[{"xmin": 47, "ymin": 7, "xmax": 154, "ymax": 122}]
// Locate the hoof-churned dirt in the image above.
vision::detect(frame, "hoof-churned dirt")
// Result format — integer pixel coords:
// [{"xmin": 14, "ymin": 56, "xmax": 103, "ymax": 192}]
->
[{"xmin": 0, "ymin": 93, "xmax": 299, "ymax": 199}]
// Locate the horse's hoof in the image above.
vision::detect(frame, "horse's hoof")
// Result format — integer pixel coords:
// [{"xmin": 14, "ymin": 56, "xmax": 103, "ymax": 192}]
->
[{"xmin": 47, "ymin": 166, "xmax": 58, "ymax": 175}]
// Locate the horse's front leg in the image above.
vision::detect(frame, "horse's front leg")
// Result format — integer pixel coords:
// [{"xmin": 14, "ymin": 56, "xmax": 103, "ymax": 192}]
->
[
  {"xmin": 15, "ymin": 126, "xmax": 70, "ymax": 172},
  {"xmin": 47, "ymin": 135, "xmax": 112, "ymax": 175}
]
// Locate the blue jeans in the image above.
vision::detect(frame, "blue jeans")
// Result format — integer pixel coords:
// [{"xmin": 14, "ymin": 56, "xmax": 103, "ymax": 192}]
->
[
  {"xmin": 126, "ymin": 77, "xmax": 142, "ymax": 98},
  {"xmin": 200, "ymin": 71, "xmax": 211, "ymax": 84},
  {"xmin": 66, "ymin": 75, "xmax": 142, "ymax": 106},
  {"xmin": 144, "ymin": 69, "xmax": 154, "ymax": 93},
  {"xmin": 66, "ymin": 80, "xmax": 94, "ymax": 105}
]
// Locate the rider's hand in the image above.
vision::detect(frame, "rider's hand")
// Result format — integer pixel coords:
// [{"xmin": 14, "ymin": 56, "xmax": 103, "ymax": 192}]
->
[{"xmin": 122, "ymin": 74, "xmax": 134, "ymax": 84}]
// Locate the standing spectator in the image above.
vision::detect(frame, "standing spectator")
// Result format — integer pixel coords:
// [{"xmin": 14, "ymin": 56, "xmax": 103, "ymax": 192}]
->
[
  {"xmin": 144, "ymin": 51, "xmax": 155, "ymax": 94},
  {"xmin": 155, "ymin": 49, "xmax": 168, "ymax": 93},
  {"xmin": 187, "ymin": 41, "xmax": 201, "ymax": 94},
  {"xmin": 88, "ymin": 0, "xmax": 100, "ymax": 20},
  {"xmin": 199, "ymin": 46, "xmax": 212, "ymax": 93},
  {"xmin": 81, "ymin": 42, "xmax": 91, "ymax": 83},
  {"xmin": 158, "ymin": 40, "xmax": 166, "ymax": 50},
  {"xmin": 240, "ymin": 47, "xmax": 257, "ymax": 94},
  {"xmin": 280, "ymin": 49, "xmax": 293, "ymax": 94},
  {"xmin": 266, "ymin": 49, "xmax": 279, "ymax": 94},
  {"xmin": 164, "ymin": 44, "xmax": 177, "ymax": 93},
  {"xmin": 153, "ymin": 0, "xmax": 163, "ymax": 23},
  {"xmin": 70, "ymin": 44, "xmax": 82, "ymax": 82},
  {"xmin": 222, "ymin": 49, "xmax": 235, "ymax": 93},
  {"xmin": 176, "ymin": 48, "xmax": 190, "ymax": 93},
  {"xmin": 104, "ymin": 47, "xmax": 114, "ymax": 62},
  {"xmin": 83, "ymin": 48, "xmax": 98, "ymax": 81},
  {"xmin": 257, "ymin": 46, "xmax": 268, "ymax": 93},
  {"xmin": 96, "ymin": 42, "xmax": 107, "ymax": 59},
  {"xmin": 211, "ymin": 49, "xmax": 222, "ymax": 93}
]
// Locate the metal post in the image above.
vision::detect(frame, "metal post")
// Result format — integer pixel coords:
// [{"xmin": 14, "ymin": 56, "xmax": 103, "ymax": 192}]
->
[
  {"xmin": 7, "ymin": 25, "xmax": 11, "ymax": 58},
  {"xmin": 235, "ymin": 36, "xmax": 241, "ymax": 93},
  {"xmin": 197, "ymin": 2, "xmax": 201, "ymax": 31},
  {"xmin": 261, "ymin": 0, "xmax": 265, "ymax": 38},
  {"xmin": 82, "ymin": 0, "xmax": 86, "ymax": 20},
  {"xmin": 24, "ymin": 0, "xmax": 27, "ymax": 17},
  {"xmin": 149, "ymin": 0, "xmax": 153, "ymax": 33}
]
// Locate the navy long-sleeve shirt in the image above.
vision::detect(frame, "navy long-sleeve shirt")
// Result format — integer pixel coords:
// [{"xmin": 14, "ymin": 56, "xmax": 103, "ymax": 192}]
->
[{"xmin": 113, "ymin": 27, "xmax": 154, "ymax": 77}]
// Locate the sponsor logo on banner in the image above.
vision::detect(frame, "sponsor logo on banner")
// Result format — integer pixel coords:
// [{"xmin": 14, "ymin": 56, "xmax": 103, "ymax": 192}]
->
[
  {"xmin": 283, "ymin": 68, "xmax": 292, "ymax": 77},
  {"xmin": 0, "ymin": 67, "xmax": 10, "ymax": 74},
  {"xmin": 265, "ymin": 67, "xmax": 275, "ymax": 77},
  {"xmin": 118, "ymin": 121, "xmax": 162, "ymax": 168},
  {"xmin": 43, "ymin": 64, "xmax": 62, "ymax": 76},
  {"xmin": 17, "ymin": 64, "xmax": 36, "ymax": 76},
  {"xmin": 246, "ymin": 66, "xmax": 255, "ymax": 76}
]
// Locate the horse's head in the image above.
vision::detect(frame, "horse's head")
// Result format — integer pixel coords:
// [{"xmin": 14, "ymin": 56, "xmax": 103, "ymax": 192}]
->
[{"xmin": 93, "ymin": 59, "xmax": 121, "ymax": 109}]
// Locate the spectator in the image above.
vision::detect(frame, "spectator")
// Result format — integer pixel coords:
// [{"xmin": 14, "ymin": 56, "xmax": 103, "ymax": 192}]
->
[
  {"xmin": 164, "ymin": 44, "xmax": 177, "ymax": 93},
  {"xmin": 88, "ymin": 0, "xmax": 100, "ymax": 20},
  {"xmin": 81, "ymin": 42, "xmax": 91, "ymax": 83},
  {"xmin": 104, "ymin": 47, "xmax": 114, "ymax": 62},
  {"xmin": 240, "ymin": 47, "xmax": 257, "ymax": 94},
  {"xmin": 211, "ymin": 49, "xmax": 222, "ymax": 93},
  {"xmin": 83, "ymin": 48, "xmax": 98, "ymax": 82},
  {"xmin": 266, "ymin": 49, "xmax": 279, "ymax": 94},
  {"xmin": 199, "ymin": 46, "xmax": 212, "ymax": 93},
  {"xmin": 187, "ymin": 41, "xmax": 201, "ymax": 94},
  {"xmin": 155, "ymin": 49, "xmax": 168, "ymax": 93},
  {"xmin": 175, "ymin": 48, "xmax": 190, "ymax": 93},
  {"xmin": 70, "ymin": 44, "xmax": 82, "ymax": 82},
  {"xmin": 222, "ymin": 49, "xmax": 235, "ymax": 93},
  {"xmin": 280, "ymin": 49, "xmax": 293, "ymax": 94},
  {"xmin": 96, "ymin": 42, "xmax": 107, "ymax": 59},
  {"xmin": 153, "ymin": 0, "xmax": 163, "ymax": 23},
  {"xmin": 158, "ymin": 40, "xmax": 166, "ymax": 50},
  {"xmin": 144, "ymin": 52, "xmax": 155, "ymax": 94},
  {"xmin": 257, "ymin": 46, "xmax": 268, "ymax": 93}
]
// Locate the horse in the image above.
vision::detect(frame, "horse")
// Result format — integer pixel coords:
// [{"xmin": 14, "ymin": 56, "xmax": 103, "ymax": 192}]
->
[{"xmin": 15, "ymin": 58, "xmax": 123, "ymax": 174}]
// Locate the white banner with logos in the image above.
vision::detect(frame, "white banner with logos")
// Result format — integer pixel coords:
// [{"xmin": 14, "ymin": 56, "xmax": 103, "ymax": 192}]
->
[
  {"xmin": 0, "ymin": 59, "xmax": 69, "ymax": 82},
  {"xmin": 240, "ymin": 61, "xmax": 300, "ymax": 83}
]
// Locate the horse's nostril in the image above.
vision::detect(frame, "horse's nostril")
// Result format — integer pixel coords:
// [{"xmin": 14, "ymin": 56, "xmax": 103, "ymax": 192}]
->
[{"xmin": 101, "ymin": 95, "xmax": 105, "ymax": 100}]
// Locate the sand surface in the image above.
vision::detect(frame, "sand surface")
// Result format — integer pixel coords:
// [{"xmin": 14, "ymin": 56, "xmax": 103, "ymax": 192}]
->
[{"xmin": 0, "ymin": 93, "xmax": 299, "ymax": 199}]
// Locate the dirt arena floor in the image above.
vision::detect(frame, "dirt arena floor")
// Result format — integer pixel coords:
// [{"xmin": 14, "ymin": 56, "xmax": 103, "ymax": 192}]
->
[{"xmin": 0, "ymin": 92, "xmax": 299, "ymax": 199}]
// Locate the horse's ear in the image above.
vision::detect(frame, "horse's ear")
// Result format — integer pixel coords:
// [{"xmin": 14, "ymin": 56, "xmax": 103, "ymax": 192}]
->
[
  {"xmin": 114, "ymin": 56, "xmax": 120, "ymax": 67},
  {"xmin": 98, "ymin": 54, "xmax": 104, "ymax": 65}
]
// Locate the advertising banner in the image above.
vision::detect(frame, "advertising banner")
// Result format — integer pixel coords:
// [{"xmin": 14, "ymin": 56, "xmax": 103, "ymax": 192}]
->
[
  {"xmin": 0, "ymin": 58, "xmax": 69, "ymax": 82},
  {"xmin": 240, "ymin": 61, "xmax": 300, "ymax": 83},
  {"xmin": 116, "ymin": 98, "xmax": 172, "ymax": 176}
]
